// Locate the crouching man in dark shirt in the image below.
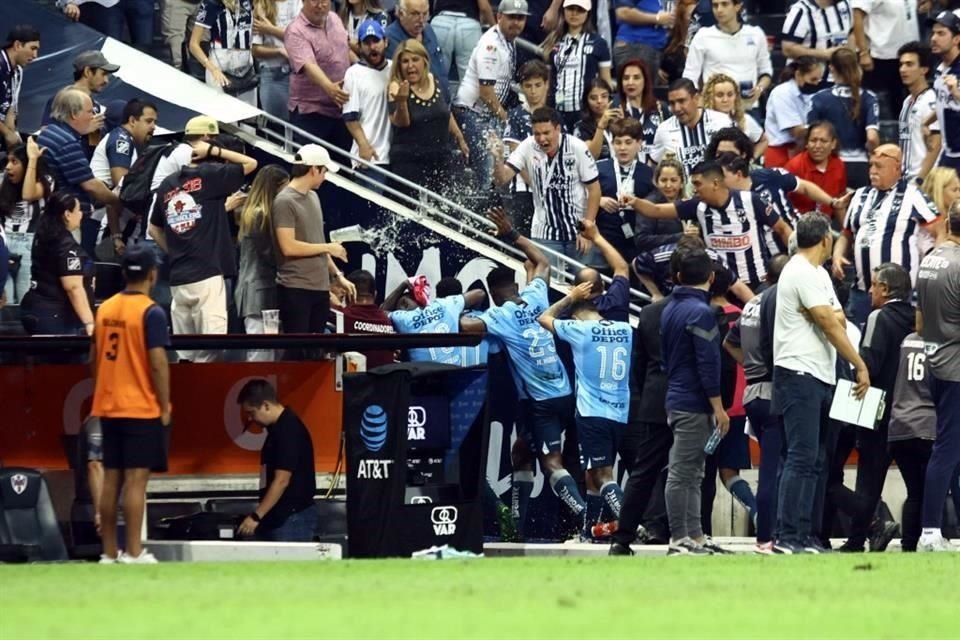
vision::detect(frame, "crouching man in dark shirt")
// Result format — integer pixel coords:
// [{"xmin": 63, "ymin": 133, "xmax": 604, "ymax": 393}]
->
[{"xmin": 237, "ymin": 379, "xmax": 318, "ymax": 542}]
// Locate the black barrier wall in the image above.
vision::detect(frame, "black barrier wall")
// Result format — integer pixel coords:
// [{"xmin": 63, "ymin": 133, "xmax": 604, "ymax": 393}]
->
[{"xmin": 344, "ymin": 363, "xmax": 488, "ymax": 558}]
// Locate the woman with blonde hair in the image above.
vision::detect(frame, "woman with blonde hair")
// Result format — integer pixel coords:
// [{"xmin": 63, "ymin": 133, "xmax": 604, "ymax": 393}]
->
[
  {"xmin": 702, "ymin": 73, "xmax": 767, "ymax": 160},
  {"xmin": 921, "ymin": 167, "xmax": 960, "ymax": 246},
  {"xmin": 190, "ymin": 0, "xmax": 258, "ymax": 106},
  {"xmin": 388, "ymin": 39, "xmax": 468, "ymax": 196},
  {"xmin": 236, "ymin": 164, "xmax": 289, "ymax": 358}
]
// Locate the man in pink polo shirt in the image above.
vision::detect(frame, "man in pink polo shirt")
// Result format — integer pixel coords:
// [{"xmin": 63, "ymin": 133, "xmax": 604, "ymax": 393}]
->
[{"xmin": 284, "ymin": 0, "xmax": 352, "ymax": 149}]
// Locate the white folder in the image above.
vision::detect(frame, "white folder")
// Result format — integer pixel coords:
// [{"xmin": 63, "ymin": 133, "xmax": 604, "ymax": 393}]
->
[{"xmin": 829, "ymin": 379, "xmax": 886, "ymax": 429}]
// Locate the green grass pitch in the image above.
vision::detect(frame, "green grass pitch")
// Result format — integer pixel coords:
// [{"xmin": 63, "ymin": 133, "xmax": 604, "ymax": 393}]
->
[{"xmin": 3, "ymin": 554, "xmax": 959, "ymax": 639}]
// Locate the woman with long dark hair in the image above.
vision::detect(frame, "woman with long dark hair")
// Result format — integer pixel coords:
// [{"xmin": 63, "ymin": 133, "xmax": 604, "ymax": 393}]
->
[
  {"xmin": 236, "ymin": 164, "xmax": 289, "ymax": 359},
  {"xmin": 616, "ymin": 59, "xmax": 667, "ymax": 154},
  {"xmin": 573, "ymin": 77, "xmax": 620, "ymax": 161},
  {"xmin": 0, "ymin": 137, "xmax": 55, "ymax": 304},
  {"xmin": 20, "ymin": 191, "xmax": 95, "ymax": 335},
  {"xmin": 543, "ymin": 0, "xmax": 613, "ymax": 132},
  {"xmin": 807, "ymin": 48, "xmax": 880, "ymax": 188}
]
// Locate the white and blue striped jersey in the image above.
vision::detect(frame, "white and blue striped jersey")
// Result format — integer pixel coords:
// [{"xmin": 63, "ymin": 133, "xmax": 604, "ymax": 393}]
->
[
  {"xmin": 898, "ymin": 87, "xmax": 937, "ymax": 181},
  {"xmin": 676, "ymin": 190, "xmax": 781, "ymax": 285},
  {"xmin": 934, "ymin": 57, "xmax": 960, "ymax": 167},
  {"xmin": 479, "ymin": 278, "xmax": 572, "ymax": 401},
  {"xmin": 196, "ymin": 0, "xmax": 254, "ymax": 50},
  {"xmin": 781, "ymin": 0, "xmax": 852, "ymax": 56},
  {"xmin": 389, "ymin": 295, "xmax": 466, "ymax": 365},
  {"xmin": 751, "ymin": 167, "xmax": 800, "ymax": 254},
  {"xmin": 554, "ymin": 319, "xmax": 632, "ymax": 423},
  {"xmin": 843, "ymin": 180, "xmax": 939, "ymax": 291},
  {"xmin": 650, "ymin": 109, "xmax": 734, "ymax": 177},
  {"xmin": 506, "ymin": 133, "xmax": 599, "ymax": 242}
]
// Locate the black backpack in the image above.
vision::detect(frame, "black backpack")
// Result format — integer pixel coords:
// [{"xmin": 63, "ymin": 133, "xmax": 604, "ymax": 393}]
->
[{"xmin": 118, "ymin": 143, "xmax": 177, "ymax": 215}]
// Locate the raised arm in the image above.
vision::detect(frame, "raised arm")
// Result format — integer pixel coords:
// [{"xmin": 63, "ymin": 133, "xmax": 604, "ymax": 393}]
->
[
  {"xmin": 538, "ymin": 282, "xmax": 593, "ymax": 334},
  {"xmin": 488, "ymin": 207, "xmax": 550, "ymax": 282}
]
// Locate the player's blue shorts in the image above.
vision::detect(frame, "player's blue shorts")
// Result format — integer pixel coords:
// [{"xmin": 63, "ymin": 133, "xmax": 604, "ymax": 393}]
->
[
  {"xmin": 528, "ymin": 394, "xmax": 574, "ymax": 455},
  {"xmin": 576, "ymin": 411, "xmax": 623, "ymax": 470},
  {"xmin": 713, "ymin": 415, "xmax": 751, "ymax": 470}
]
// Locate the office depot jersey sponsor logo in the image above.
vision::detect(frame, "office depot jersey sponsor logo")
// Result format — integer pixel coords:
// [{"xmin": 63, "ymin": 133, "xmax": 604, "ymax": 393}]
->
[{"xmin": 707, "ymin": 233, "xmax": 752, "ymax": 252}]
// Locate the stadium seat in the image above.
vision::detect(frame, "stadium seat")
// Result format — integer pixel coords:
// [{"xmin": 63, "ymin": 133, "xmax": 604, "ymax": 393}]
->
[{"xmin": 0, "ymin": 468, "xmax": 68, "ymax": 562}]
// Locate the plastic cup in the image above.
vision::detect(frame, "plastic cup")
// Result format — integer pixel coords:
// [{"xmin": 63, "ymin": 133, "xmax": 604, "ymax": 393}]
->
[{"xmin": 261, "ymin": 309, "xmax": 280, "ymax": 334}]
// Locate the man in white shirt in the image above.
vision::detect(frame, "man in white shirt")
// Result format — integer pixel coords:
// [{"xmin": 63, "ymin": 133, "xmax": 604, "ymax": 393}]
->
[
  {"xmin": 851, "ymin": 0, "xmax": 919, "ymax": 118},
  {"xmin": 897, "ymin": 41, "xmax": 939, "ymax": 183},
  {"xmin": 772, "ymin": 213, "xmax": 869, "ymax": 554},
  {"xmin": 343, "ymin": 20, "xmax": 392, "ymax": 181},
  {"xmin": 650, "ymin": 78, "xmax": 734, "ymax": 176},
  {"xmin": 493, "ymin": 107, "xmax": 601, "ymax": 269},
  {"xmin": 682, "ymin": 0, "xmax": 773, "ymax": 109},
  {"xmin": 455, "ymin": 0, "xmax": 527, "ymax": 190}
]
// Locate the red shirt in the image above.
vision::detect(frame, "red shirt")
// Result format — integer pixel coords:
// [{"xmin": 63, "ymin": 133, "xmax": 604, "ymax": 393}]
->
[
  {"xmin": 337, "ymin": 303, "xmax": 395, "ymax": 369},
  {"xmin": 784, "ymin": 152, "xmax": 847, "ymax": 217}
]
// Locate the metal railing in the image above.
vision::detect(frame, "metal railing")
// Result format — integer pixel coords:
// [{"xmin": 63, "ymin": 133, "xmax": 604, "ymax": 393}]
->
[{"xmin": 234, "ymin": 108, "xmax": 652, "ymax": 322}]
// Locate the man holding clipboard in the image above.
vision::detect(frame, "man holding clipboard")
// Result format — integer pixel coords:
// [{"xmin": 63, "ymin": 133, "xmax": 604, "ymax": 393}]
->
[{"xmin": 771, "ymin": 214, "xmax": 870, "ymax": 555}]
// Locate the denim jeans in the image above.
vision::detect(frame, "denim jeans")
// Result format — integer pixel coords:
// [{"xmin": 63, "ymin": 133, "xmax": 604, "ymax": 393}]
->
[
  {"xmin": 3, "ymin": 231, "xmax": 33, "ymax": 305},
  {"xmin": 455, "ymin": 107, "xmax": 499, "ymax": 192},
  {"xmin": 846, "ymin": 287, "xmax": 872, "ymax": 330},
  {"xmin": 665, "ymin": 411, "xmax": 713, "ymax": 541},
  {"xmin": 121, "ymin": 0, "xmax": 155, "ymax": 50},
  {"xmin": 612, "ymin": 41, "xmax": 662, "ymax": 76},
  {"xmin": 537, "ymin": 239, "xmax": 580, "ymax": 274},
  {"xmin": 430, "ymin": 13, "xmax": 482, "ymax": 94},
  {"xmin": 746, "ymin": 397, "xmax": 783, "ymax": 543},
  {"xmin": 261, "ymin": 504, "xmax": 319, "ymax": 542},
  {"xmin": 259, "ymin": 65, "xmax": 291, "ymax": 121},
  {"xmin": 79, "ymin": 2, "xmax": 124, "ymax": 39},
  {"xmin": 773, "ymin": 367, "xmax": 833, "ymax": 544}
]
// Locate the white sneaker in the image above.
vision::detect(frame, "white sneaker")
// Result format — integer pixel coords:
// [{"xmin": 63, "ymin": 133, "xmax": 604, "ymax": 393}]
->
[
  {"xmin": 119, "ymin": 549, "xmax": 159, "ymax": 564},
  {"xmin": 98, "ymin": 554, "xmax": 119, "ymax": 564},
  {"xmin": 917, "ymin": 534, "xmax": 956, "ymax": 553}
]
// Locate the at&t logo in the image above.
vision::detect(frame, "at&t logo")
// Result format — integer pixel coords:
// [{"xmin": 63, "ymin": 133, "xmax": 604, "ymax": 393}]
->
[
  {"xmin": 360, "ymin": 404, "xmax": 388, "ymax": 452},
  {"xmin": 431, "ymin": 505, "xmax": 457, "ymax": 536}
]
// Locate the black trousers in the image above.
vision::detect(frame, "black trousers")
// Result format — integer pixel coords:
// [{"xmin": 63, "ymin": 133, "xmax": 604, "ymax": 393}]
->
[
  {"xmin": 278, "ymin": 286, "xmax": 330, "ymax": 359},
  {"xmin": 863, "ymin": 58, "xmax": 903, "ymax": 120},
  {"xmin": 889, "ymin": 439, "xmax": 933, "ymax": 551},
  {"xmin": 847, "ymin": 421, "xmax": 892, "ymax": 547},
  {"xmin": 612, "ymin": 420, "xmax": 673, "ymax": 544}
]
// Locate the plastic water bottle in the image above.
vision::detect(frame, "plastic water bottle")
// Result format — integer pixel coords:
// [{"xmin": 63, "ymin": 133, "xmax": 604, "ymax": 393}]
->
[
  {"xmin": 704, "ymin": 426, "xmax": 723, "ymax": 455},
  {"xmin": 329, "ymin": 225, "xmax": 372, "ymax": 244}
]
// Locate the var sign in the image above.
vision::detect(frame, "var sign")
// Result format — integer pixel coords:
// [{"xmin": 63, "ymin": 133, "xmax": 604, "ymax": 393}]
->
[{"xmin": 430, "ymin": 505, "xmax": 458, "ymax": 536}]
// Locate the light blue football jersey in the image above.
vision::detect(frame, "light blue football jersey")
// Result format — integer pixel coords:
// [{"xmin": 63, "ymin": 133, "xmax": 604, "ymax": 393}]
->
[
  {"xmin": 479, "ymin": 278, "xmax": 571, "ymax": 401},
  {"xmin": 389, "ymin": 295, "xmax": 466, "ymax": 365},
  {"xmin": 554, "ymin": 318, "xmax": 632, "ymax": 422}
]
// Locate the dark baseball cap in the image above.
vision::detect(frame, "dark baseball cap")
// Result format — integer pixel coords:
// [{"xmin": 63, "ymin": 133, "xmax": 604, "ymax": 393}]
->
[
  {"xmin": 122, "ymin": 243, "xmax": 158, "ymax": 276},
  {"xmin": 934, "ymin": 10, "xmax": 960, "ymax": 34},
  {"xmin": 73, "ymin": 50, "xmax": 120, "ymax": 73}
]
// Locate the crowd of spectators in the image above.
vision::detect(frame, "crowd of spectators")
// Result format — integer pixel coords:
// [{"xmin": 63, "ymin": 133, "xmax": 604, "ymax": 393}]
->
[{"xmin": 2, "ymin": 0, "xmax": 960, "ymax": 552}]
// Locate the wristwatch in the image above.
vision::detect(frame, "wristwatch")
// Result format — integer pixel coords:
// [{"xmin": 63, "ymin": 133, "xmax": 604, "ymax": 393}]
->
[{"xmin": 249, "ymin": 512, "xmax": 261, "ymax": 523}]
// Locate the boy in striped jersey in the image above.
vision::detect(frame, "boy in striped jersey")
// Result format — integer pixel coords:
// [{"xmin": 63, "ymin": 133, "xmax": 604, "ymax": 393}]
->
[{"xmin": 624, "ymin": 160, "xmax": 792, "ymax": 292}]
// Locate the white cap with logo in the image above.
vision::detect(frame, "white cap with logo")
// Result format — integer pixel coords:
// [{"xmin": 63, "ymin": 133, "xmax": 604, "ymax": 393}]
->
[
  {"xmin": 563, "ymin": 0, "xmax": 592, "ymax": 10},
  {"xmin": 292, "ymin": 144, "xmax": 340, "ymax": 173},
  {"xmin": 498, "ymin": 0, "xmax": 530, "ymax": 15}
]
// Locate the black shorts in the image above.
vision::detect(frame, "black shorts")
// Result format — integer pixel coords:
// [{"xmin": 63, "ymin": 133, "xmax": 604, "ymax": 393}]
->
[{"xmin": 101, "ymin": 417, "xmax": 169, "ymax": 472}]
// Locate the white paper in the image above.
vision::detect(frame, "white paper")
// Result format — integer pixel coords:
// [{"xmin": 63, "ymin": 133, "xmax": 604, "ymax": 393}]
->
[{"xmin": 829, "ymin": 380, "xmax": 886, "ymax": 429}]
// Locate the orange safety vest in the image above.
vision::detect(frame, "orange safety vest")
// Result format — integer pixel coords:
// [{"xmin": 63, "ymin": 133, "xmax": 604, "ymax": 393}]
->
[{"xmin": 91, "ymin": 291, "xmax": 163, "ymax": 419}]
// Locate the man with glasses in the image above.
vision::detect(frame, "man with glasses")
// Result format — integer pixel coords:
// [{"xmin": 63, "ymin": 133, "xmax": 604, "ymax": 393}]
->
[
  {"xmin": 831, "ymin": 144, "xmax": 940, "ymax": 327},
  {"xmin": 386, "ymin": 0, "xmax": 451, "ymax": 100}
]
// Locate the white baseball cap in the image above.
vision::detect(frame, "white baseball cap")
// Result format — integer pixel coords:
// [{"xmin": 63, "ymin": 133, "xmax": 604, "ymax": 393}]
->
[
  {"xmin": 498, "ymin": 0, "xmax": 530, "ymax": 16},
  {"xmin": 563, "ymin": 0, "xmax": 592, "ymax": 10},
  {"xmin": 292, "ymin": 144, "xmax": 340, "ymax": 172}
]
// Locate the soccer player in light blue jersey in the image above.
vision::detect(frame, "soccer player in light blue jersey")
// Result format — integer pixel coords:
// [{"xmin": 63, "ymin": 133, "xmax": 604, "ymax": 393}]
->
[
  {"xmin": 384, "ymin": 276, "xmax": 486, "ymax": 365},
  {"xmin": 461, "ymin": 209, "xmax": 586, "ymax": 523},
  {"xmin": 539, "ymin": 228, "xmax": 633, "ymax": 540}
]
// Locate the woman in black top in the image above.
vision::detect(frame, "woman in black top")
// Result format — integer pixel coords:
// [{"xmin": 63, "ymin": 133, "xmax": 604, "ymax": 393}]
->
[
  {"xmin": 617, "ymin": 59, "xmax": 668, "ymax": 155},
  {"xmin": 573, "ymin": 77, "xmax": 620, "ymax": 161},
  {"xmin": 20, "ymin": 191, "xmax": 95, "ymax": 335},
  {"xmin": 387, "ymin": 39, "xmax": 468, "ymax": 197}
]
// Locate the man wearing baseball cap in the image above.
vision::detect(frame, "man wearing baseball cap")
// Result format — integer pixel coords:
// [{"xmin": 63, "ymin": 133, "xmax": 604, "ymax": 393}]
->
[
  {"xmin": 273, "ymin": 144, "xmax": 355, "ymax": 349},
  {"xmin": 41, "ymin": 50, "xmax": 119, "ymax": 129},
  {"xmin": 343, "ymin": 20, "xmax": 392, "ymax": 172},
  {"xmin": 91, "ymin": 242, "xmax": 170, "ymax": 564},
  {"xmin": 455, "ymin": 0, "xmax": 528, "ymax": 191},
  {"xmin": 931, "ymin": 10, "xmax": 960, "ymax": 170}
]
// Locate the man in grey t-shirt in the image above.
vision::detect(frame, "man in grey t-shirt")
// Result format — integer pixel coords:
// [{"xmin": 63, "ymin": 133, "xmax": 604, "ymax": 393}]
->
[
  {"xmin": 272, "ymin": 144, "xmax": 355, "ymax": 336},
  {"xmin": 914, "ymin": 201, "xmax": 960, "ymax": 552}
]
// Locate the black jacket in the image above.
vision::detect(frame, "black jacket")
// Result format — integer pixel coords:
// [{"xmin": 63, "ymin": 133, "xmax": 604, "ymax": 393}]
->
[{"xmin": 861, "ymin": 299, "xmax": 915, "ymax": 399}]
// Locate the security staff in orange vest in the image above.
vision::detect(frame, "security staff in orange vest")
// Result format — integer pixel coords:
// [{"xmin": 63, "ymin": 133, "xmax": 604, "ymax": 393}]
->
[{"xmin": 90, "ymin": 243, "xmax": 171, "ymax": 564}]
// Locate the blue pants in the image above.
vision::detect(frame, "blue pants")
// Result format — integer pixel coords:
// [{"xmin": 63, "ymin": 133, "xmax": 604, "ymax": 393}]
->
[
  {"xmin": 260, "ymin": 504, "xmax": 319, "ymax": 542},
  {"xmin": 847, "ymin": 288, "xmax": 872, "ymax": 330},
  {"xmin": 922, "ymin": 376, "xmax": 960, "ymax": 528},
  {"xmin": 455, "ymin": 107, "xmax": 499, "ymax": 191},
  {"xmin": 746, "ymin": 397, "xmax": 783, "ymax": 543},
  {"xmin": 773, "ymin": 367, "xmax": 832, "ymax": 544},
  {"xmin": 259, "ymin": 65, "xmax": 291, "ymax": 121},
  {"xmin": 120, "ymin": 0, "xmax": 155, "ymax": 50},
  {"xmin": 430, "ymin": 13, "xmax": 482, "ymax": 95},
  {"xmin": 537, "ymin": 239, "xmax": 581, "ymax": 274}
]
